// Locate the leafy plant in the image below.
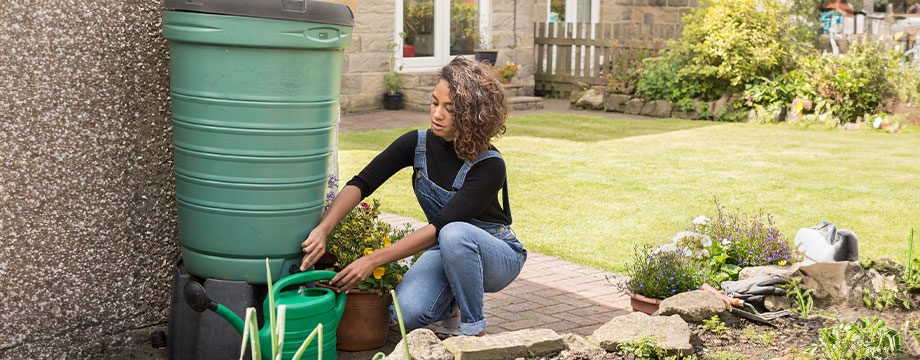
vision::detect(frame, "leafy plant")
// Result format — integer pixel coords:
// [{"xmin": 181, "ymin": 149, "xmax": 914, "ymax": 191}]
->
[
  {"xmin": 325, "ymin": 198, "xmax": 412, "ymax": 293},
  {"xmin": 495, "ymin": 62, "xmax": 520, "ymax": 84},
  {"xmin": 800, "ymin": 42, "xmax": 894, "ymax": 122},
  {"xmin": 902, "ymin": 228, "xmax": 920, "ymax": 292},
  {"xmin": 862, "ymin": 287, "xmax": 911, "ymax": 310},
  {"xmin": 617, "ymin": 335, "xmax": 667, "ymax": 359},
  {"xmin": 783, "ymin": 277, "xmax": 814, "ymax": 318},
  {"xmin": 604, "ymin": 42, "xmax": 661, "ymax": 95},
  {"xmin": 620, "ymin": 244, "xmax": 714, "ymax": 299},
  {"xmin": 383, "ymin": 39, "xmax": 403, "ymax": 95},
  {"xmin": 741, "ymin": 328, "xmax": 776, "ymax": 347},
  {"xmin": 689, "ymin": 199, "xmax": 792, "ymax": 268},
  {"xmin": 809, "ymin": 317, "xmax": 905, "ymax": 360},
  {"xmin": 702, "ymin": 315, "xmax": 726, "ymax": 335}
]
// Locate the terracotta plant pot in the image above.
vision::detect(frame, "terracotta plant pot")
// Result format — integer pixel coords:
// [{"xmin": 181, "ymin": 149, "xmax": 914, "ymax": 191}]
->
[
  {"xmin": 627, "ymin": 291, "xmax": 662, "ymax": 315},
  {"xmin": 336, "ymin": 289, "xmax": 392, "ymax": 351}
]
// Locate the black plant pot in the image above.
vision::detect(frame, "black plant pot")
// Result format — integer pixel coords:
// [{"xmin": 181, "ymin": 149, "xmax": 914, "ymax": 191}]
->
[
  {"xmin": 383, "ymin": 92, "xmax": 403, "ymax": 110},
  {"xmin": 474, "ymin": 50, "xmax": 498, "ymax": 66}
]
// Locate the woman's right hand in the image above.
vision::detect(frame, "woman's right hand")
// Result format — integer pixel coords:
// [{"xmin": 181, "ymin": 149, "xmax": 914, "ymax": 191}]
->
[{"xmin": 300, "ymin": 226, "xmax": 328, "ymax": 271}]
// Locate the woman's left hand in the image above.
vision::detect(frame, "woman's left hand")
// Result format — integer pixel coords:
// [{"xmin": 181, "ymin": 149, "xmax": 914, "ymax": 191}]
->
[{"xmin": 330, "ymin": 256, "xmax": 376, "ymax": 292}]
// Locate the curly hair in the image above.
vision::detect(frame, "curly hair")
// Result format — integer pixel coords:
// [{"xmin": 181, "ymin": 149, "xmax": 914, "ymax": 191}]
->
[{"xmin": 438, "ymin": 57, "xmax": 509, "ymax": 161}]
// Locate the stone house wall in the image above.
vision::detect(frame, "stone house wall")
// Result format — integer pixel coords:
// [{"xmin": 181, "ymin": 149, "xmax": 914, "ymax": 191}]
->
[
  {"xmin": 338, "ymin": 0, "xmax": 536, "ymax": 113},
  {"xmin": 600, "ymin": 0, "xmax": 699, "ymax": 40}
]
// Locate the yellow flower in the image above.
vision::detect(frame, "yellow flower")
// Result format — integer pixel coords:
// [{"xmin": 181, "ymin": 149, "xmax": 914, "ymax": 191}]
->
[
  {"xmin": 364, "ymin": 248, "xmax": 374, "ymax": 256},
  {"xmin": 397, "ymin": 275, "xmax": 402, "ymax": 282},
  {"xmin": 383, "ymin": 236, "xmax": 391, "ymax": 247},
  {"xmin": 373, "ymin": 267, "xmax": 386, "ymax": 279}
]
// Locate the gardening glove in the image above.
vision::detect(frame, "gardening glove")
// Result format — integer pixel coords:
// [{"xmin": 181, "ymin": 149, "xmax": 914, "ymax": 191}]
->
[{"xmin": 720, "ymin": 273, "xmax": 787, "ymax": 301}]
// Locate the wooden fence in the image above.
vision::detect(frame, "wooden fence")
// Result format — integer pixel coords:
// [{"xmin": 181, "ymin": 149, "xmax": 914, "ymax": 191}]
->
[{"xmin": 533, "ymin": 22, "xmax": 669, "ymax": 98}]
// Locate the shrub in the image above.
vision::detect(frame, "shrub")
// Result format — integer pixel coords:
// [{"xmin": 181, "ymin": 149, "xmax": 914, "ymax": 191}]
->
[
  {"xmin": 620, "ymin": 244, "xmax": 714, "ymax": 300},
  {"xmin": 638, "ymin": 0, "xmax": 795, "ymax": 102},
  {"xmin": 801, "ymin": 42, "xmax": 895, "ymax": 122},
  {"xmin": 604, "ymin": 42, "xmax": 661, "ymax": 95},
  {"xmin": 689, "ymin": 200, "xmax": 792, "ymax": 268}
]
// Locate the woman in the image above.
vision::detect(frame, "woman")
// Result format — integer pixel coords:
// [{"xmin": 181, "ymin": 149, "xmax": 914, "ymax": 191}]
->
[{"xmin": 299, "ymin": 57, "xmax": 527, "ymax": 337}]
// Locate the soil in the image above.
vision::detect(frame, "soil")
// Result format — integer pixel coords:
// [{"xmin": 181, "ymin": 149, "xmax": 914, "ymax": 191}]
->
[{"xmin": 540, "ymin": 303, "xmax": 920, "ymax": 360}]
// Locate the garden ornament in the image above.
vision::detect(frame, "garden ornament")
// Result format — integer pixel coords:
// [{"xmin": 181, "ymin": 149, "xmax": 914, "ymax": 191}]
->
[
  {"xmin": 183, "ymin": 270, "xmax": 346, "ymax": 360},
  {"xmin": 794, "ymin": 220, "xmax": 859, "ymax": 265},
  {"xmin": 719, "ymin": 273, "xmax": 787, "ymax": 309}
]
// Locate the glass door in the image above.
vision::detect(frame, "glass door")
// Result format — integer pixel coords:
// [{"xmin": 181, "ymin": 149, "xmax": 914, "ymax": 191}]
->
[{"xmin": 398, "ymin": 0, "xmax": 490, "ymax": 71}]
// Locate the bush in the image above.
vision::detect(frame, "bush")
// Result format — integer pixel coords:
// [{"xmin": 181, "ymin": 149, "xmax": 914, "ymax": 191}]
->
[
  {"xmin": 689, "ymin": 200, "xmax": 792, "ymax": 268},
  {"xmin": 801, "ymin": 42, "xmax": 895, "ymax": 122},
  {"xmin": 638, "ymin": 0, "xmax": 795, "ymax": 102},
  {"xmin": 604, "ymin": 42, "xmax": 660, "ymax": 95},
  {"xmin": 620, "ymin": 244, "xmax": 714, "ymax": 300}
]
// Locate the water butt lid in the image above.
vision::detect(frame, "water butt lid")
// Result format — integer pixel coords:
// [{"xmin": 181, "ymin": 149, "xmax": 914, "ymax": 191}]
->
[{"xmin": 163, "ymin": 0, "xmax": 354, "ymax": 27}]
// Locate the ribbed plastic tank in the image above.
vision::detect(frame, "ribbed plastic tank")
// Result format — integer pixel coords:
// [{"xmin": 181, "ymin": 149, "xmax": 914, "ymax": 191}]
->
[{"xmin": 162, "ymin": 1, "xmax": 353, "ymax": 283}]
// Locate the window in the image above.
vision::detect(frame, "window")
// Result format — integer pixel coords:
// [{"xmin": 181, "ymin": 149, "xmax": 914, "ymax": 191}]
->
[{"xmin": 396, "ymin": 0, "xmax": 491, "ymax": 72}]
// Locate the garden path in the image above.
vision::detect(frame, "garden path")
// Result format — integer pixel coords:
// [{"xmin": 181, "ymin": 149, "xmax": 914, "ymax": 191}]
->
[{"xmin": 337, "ymin": 106, "xmax": 633, "ymax": 359}]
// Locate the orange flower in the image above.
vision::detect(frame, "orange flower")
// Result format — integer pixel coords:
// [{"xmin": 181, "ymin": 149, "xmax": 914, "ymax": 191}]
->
[{"xmin": 373, "ymin": 267, "xmax": 386, "ymax": 279}]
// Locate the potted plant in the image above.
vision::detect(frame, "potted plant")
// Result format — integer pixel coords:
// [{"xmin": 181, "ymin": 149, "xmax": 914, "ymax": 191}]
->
[
  {"xmin": 473, "ymin": 34, "xmax": 499, "ymax": 65},
  {"xmin": 495, "ymin": 61, "xmax": 520, "ymax": 84},
  {"xmin": 618, "ymin": 244, "xmax": 713, "ymax": 314},
  {"xmin": 383, "ymin": 41, "xmax": 403, "ymax": 110},
  {"xmin": 323, "ymin": 198, "xmax": 412, "ymax": 351}
]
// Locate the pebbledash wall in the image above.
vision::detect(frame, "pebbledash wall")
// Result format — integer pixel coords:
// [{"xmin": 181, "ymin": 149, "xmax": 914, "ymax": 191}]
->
[
  {"xmin": 0, "ymin": 0, "xmax": 177, "ymax": 358},
  {"xmin": 339, "ymin": 0, "xmax": 538, "ymax": 113}
]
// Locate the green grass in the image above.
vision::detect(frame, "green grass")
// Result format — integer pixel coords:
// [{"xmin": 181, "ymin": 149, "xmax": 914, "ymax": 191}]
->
[{"xmin": 338, "ymin": 113, "xmax": 920, "ymax": 272}]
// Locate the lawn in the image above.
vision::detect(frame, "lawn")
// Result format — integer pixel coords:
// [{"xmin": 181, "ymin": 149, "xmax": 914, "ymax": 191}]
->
[{"xmin": 338, "ymin": 113, "xmax": 920, "ymax": 272}]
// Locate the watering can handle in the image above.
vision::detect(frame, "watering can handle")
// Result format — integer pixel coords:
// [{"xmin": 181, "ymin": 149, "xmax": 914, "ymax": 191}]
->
[{"xmin": 272, "ymin": 270, "xmax": 348, "ymax": 320}]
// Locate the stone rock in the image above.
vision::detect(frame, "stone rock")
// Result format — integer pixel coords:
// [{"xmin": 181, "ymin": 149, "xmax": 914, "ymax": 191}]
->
[
  {"xmin": 574, "ymin": 88, "xmax": 605, "ymax": 110},
  {"xmin": 773, "ymin": 105, "xmax": 787, "ymax": 123},
  {"xmin": 672, "ymin": 110, "xmax": 698, "ymax": 119},
  {"xmin": 387, "ymin": 329, "xmax": 455, "ymax": 360},
  {"xmin": 587, "ymin": 312, "xmax": 692, "ymax": 354},
  {"xmin": 658, "ymin": 290, "xmax": 727, "ymax": 322},
  {"xmin": 560, "ymin": 333, "xmax": 604, "ymax": 353},
  {"xmin": 842, "ymin": 122, "xmax": 860, "ymax": 130},
  {"xmin": 738, "ymin": 265, "xmax": 799, "ymax": 281},
  {"xmin": 712, "ymin": 94, "xmax": 731, "ymax": 117},
  {"xmin": 763, "ymin": 295, "xmax": 791, "ymax": 312},
  {"xmin": 604, "ymin": 94, "xmax": 630, "ymax": 113},
  {"xmin": 640, "ymin": 99, "xmax": 672, "ymax": 118},
  {"xmin": 863, "ymin": 258, "xmax": 905, "ymax": 276},
  {"xmin": 903, "ymin": 327, "xmax": 920, "ymax": 358},
  {"xmin": 442, "ymin": 329, "xmax": 564, "ymax": 360},
  {"xmin": 625, "ymin": 98, "xmax": 645, "ymax": 115},
  {"xmin": 793, "ymin": 262, "xmax": 897, "ymax": 306}
]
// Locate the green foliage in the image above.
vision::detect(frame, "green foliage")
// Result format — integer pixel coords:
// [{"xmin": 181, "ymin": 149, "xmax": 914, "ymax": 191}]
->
[
  {"xmin": 800, "ymin": 42, "xmax": 894, "ymax": 121},
  {"xmin": 903, "ymin": 228, "xmax": 920, "ymax": 292},
  {"xmin": 702, "ymin": 315, "xmax": 726, "ymax": 335},
  {"xmin": 785, "ymin": 0, "xmax": 821, "ymax": 48},
  {"xmin": 741, "ymin": 328, "xmax": 776, "ymax": 347},
  {"xmin": 383, "ymin": 41, "xmax": 403, "ymax": 95},
  {"xmin": 638, "ymin": 0, "xmax": 795, "ymax": 102},
  {"xmin": 617, "ymin": 335, "xmax": 668, "ymax": 359},
  {"xmin": 809, "ymin": 317, "xmax": 905, "ymax": 360},
  {"xmin": 689, "ymin": 199, "xmax": 792, "ymax": 268},
  {"xmin": 744, "ymin": 70, "xmax": 813, "ymax": 108},
  {"xmin": 604, "ymin": 43, "xmax": 660, "ymax": 95},
  {"xmin": 709, "ymin": 351, "xmax": 748, "ymax": 360},
  {"xmin": 620, "ymin": 244, "xmax": 714, "ymax": 300},
  {"xmin": 862, "ymin": 287, "xmax": 911, "ymax": 311},
  {"xmin": 326, "ymin": 199, "xmax": 412, "ymax": 292},
  {"xmin": 784, "ymin": 277, "xmax": 815, "ymax": 318}
]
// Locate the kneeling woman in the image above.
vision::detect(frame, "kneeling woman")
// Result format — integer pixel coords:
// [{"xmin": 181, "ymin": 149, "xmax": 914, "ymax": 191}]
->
[{"xmin": 300, "ymin": 57, "xmax": 527, "ymax": 337}]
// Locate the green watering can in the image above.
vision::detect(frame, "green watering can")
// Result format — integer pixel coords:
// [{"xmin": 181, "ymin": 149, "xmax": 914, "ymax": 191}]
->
[{"xmin": 184, "ymin": 270, "xmax": 346, "ymax": 360}]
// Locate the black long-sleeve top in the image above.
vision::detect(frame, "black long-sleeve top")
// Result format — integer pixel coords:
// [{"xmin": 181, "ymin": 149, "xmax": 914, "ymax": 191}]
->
[{"xmin": 346, "ymin": 130, "xmax": 510, "ymax": 235}]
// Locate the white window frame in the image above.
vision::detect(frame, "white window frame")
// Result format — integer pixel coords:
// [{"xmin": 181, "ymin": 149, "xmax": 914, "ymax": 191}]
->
[{"xmin": 395, "ymin": 0, "xmax": 491, "ymax": 73}]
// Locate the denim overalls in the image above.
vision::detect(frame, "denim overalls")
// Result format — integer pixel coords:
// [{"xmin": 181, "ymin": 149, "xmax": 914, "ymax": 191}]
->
[{"xmin": 390, "ymin": 130, "xmax": 527, "ymax": 336}]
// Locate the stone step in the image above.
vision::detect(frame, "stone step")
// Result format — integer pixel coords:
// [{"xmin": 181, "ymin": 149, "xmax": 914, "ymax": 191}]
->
[{"xmin": 511, "ymin": 96, "xmax": 543, "ymax": 111}]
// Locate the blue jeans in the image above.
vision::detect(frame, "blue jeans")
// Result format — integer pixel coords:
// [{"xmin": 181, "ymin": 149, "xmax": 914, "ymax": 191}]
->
[{"xmin": 391, "ymin": 221, "xmax": 526, "ymax": 335}]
